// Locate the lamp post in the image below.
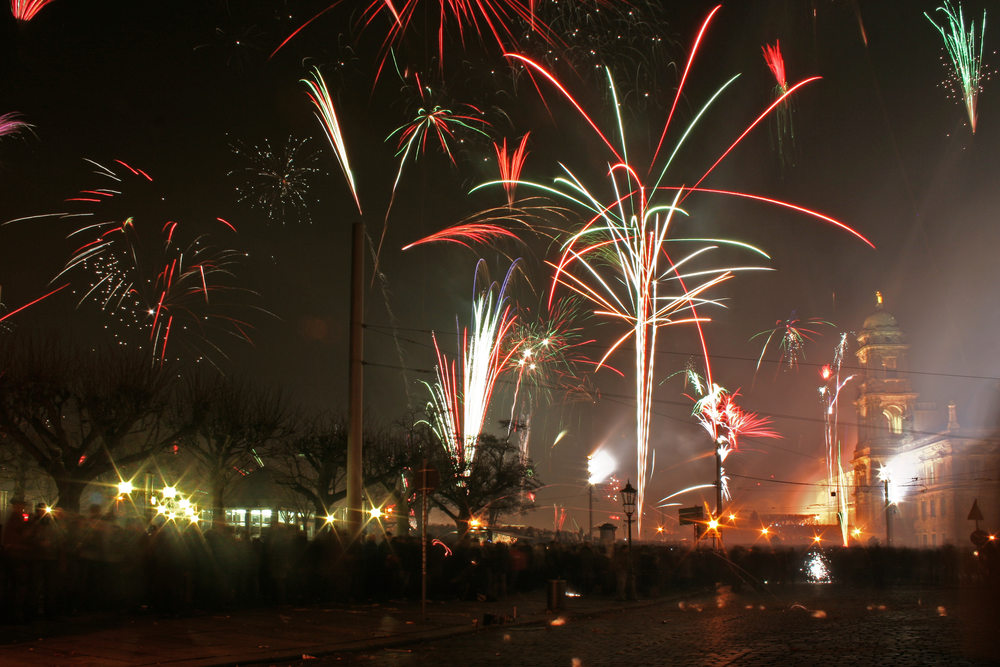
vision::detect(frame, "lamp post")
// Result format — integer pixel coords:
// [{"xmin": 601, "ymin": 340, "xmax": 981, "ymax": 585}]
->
[
  {"xmin": 878, "ymin": 466, "xmax": 892, "ymax": 546},
  {"xmin": 620, "ymin": 480, "xmax": 637, "ymax": 599}
]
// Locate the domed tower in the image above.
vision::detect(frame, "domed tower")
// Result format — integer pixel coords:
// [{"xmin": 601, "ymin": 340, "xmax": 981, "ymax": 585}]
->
[{"xmin": 851, "ymin": 292, "xmax": 918, "ymax": 539}]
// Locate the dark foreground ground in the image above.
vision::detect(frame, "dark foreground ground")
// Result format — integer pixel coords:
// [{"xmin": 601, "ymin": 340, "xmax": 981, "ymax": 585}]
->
[
  {"xmin": 290, "ymin": 585, "xmax": 999, "ymax": 667},
  {"xmin": 0, "ymin": 583, "xmax": 995, "ymax": 666}
]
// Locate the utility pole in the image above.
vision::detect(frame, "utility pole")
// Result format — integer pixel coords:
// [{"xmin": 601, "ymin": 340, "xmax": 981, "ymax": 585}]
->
[
  {"xmin": 883, "ymin": 476, "xmax": 892, "ymax": 546},
  {"xmin": 347, "ymin": 222, "xmax": 364, "ymax": 539},
  {"xmin": 588, "ymin": 483, "xmax": 594, "ymax": 542}
]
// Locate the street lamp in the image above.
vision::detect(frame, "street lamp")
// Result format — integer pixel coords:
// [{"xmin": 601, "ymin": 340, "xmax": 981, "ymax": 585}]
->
[
  {"xmin": 620, "ymin": 480, "xmax": 637, "ymax": 547},
  {"xmin": 620, "ymin": 480, "xmax": 637, "ymax": 600}
]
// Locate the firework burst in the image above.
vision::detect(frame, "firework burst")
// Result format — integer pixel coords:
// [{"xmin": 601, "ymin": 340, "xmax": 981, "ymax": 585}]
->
[
  {"xmin": 494, "ymin": 133, "xmax": 530, "ymax": 208},
  {"xmin": 29, "ymin": 160, "xmax": 258, "ymax": 367},
  {"xmin": 0, "ymin": 112, "xmax": 32, "ymax": 139},
  {"xmin": 423, "ymin": 261, "xmax": 522, "ymax": 471},
  {"xmin": 685, "ymin": 369, "xmax": 779, "ymax": 508},
  {"xmin": 762, "ymin": 40, "xmax": 796, "ymax": 167},
  {"xmin": 926, "ymin": 1, "xmax": 988, "ymax": 133},
  {"xmin": 502, "ymin": 296, "xmax": 602, "ymax": 460},
  {"xmin": 228, "ymin": 136, "xmax": 324, "ymax": 225},
  {"xmin": 302, "ymin": 67, "xmax": 362, "ymax": 215},
  {"xmin": 751, "ymin": 311, "xmax": 833, "ymax": 376},
  {"xmin": 10, "ymin": 0, "xmax": 57, "ymax": 22},
  {"xmin": 271, "ymin": 0, "xmax": 563, "ymax": 78},
  {"xmin": 418, "ymin": 5, "xmax": 872, "ymax": 535},
  {"xmin": 818, "ymin": 333, "xmax": 855, "ymax": 546}
]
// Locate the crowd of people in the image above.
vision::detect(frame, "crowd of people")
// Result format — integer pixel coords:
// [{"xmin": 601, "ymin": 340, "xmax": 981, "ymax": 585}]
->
[{"xmin": 1, "ymin": 500, "xmax": 994, "ymax": 625}]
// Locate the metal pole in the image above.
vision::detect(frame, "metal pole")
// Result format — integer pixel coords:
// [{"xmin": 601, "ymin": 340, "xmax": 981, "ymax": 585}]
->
[
  {"xmin": 588, "ymin": 484, "xmax": 593, "ymax": 542},
  {"xmin": 626, "ymin": 512, "xmax": 634, "ymax": 600},
  {"xmin": 347, "ymin": 222, "xmax": 364, "ymax": 539},
  {"xmin": 715, "ymin": 448, "xmax": 723, "ymax": 517},
  {"xmin": 421, "ymin": 465, "xmax": 428, "ymax": 620},
  {"xmin": 715, "ymin": 448, "xmax": 723, "ymax": 551},
  {"xmin": 883, "ymin": 477, "xmax": 892, "ymax": 546}
]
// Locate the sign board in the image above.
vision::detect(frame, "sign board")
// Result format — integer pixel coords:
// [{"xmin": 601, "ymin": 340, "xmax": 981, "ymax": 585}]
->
[
  {"xmin": 968, "ymin": 499, "xmax": 984, "ymax": 522},
  {"xmin": 678, "ymin": 505, "xmax": 704, "ymax": 526}
]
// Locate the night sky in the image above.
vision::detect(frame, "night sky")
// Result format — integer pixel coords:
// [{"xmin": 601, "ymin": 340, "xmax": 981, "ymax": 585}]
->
[{"xmin": 2, "ymin": 1, "xmax": 998, "ymax": 532}]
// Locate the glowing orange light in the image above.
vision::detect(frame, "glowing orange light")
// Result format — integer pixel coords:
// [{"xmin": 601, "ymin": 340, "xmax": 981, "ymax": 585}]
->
[
  {"xmin": 813, "ymin": 535, "xmax": 822, "ymax": 543},
  {"xmin": 708, "ymin": 519, "xmax": 719, "ymax": 531},
  {"xmin": 728, "ymin": 513, "xmax": 737, "ymax": 522},
  {"xmin": 760, "ymin": 527, "xmax": 769, "ymax": 536},
  {"xmin": 369, "ymin": 507, "xmax": 383, "ymax": 519},
  {"xmin": 820, "ymin": 364, "xmax": 833, "ymax": 381},
  {"xmin": 117, "ymin": 480, "xmax": 134, "ymax": 495},
  {"xmin": 656, "ymin": 526, "xmax": 664, "ymax": 533}
]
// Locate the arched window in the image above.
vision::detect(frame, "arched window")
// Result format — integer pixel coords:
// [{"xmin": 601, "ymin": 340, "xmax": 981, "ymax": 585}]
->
[{"xmin": 882, "ymin": 405, "xmax": 904, "ymax": 435}]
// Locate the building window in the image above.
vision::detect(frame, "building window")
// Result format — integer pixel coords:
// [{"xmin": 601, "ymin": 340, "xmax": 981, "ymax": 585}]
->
[
  {"xmin": 883, "ymin": 405, "xmax": 904, "ymax": 435},
  {"xmin": 921, "ymin": 501, "xmax": 927, "ymax": 520},
  {"xmin": 940, "ymin": 497, "xmax": 945, "ymax": 516},
  {"xmin": 932, "ymin": 534, "xmax": 937, "ymax": 546},
  {"xmin": 930, "ymin": 499, "xmax": 936, "ymax": 518}
]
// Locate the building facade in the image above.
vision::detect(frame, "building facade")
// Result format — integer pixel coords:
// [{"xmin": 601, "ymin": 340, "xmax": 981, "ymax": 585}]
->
[{"xmin": 850, "ymin": 294, "xmax": 1000, "ymax": 547}]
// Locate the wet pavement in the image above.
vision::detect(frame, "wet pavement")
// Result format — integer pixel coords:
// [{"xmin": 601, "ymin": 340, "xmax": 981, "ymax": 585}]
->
[
  {"xmin": 297, "ymin": 585, "xmax": 1000, "ymax": 667},
  {"xmin": 0, "ymin": 585, "xmax": 995, "ymax": 666}
]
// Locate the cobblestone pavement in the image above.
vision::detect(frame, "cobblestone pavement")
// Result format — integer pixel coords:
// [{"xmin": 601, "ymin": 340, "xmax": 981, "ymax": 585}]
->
[{"xmin": 303, "ymin": 586, "xmax": 999, "ymax": 666}]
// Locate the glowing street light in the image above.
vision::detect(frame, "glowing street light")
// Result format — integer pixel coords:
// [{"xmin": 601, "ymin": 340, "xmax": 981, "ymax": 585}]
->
[
  {"xmin": 587, "ymin": 450, "xmax": 615, "ymax": 542},
  {"xmin": 117, "ymin": 480, "xmax": 134, "ymax": 496}
]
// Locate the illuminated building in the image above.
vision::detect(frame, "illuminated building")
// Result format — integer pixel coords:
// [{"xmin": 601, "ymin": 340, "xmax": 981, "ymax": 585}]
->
[{"xmin": 850, "ymin": 294, "xmax": 1000, "ymax": 547}]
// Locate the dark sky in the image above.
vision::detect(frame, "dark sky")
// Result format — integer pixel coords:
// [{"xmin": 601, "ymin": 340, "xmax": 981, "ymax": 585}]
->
[{"xmin": 1, "ymin": 0, "xmax": 998, "ymax": 532}]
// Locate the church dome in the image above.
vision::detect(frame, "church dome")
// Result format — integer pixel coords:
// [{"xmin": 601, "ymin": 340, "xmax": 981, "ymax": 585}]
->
[{"xmin": 862, "ymin": 308, "xmax": 899, "ymax": 332}]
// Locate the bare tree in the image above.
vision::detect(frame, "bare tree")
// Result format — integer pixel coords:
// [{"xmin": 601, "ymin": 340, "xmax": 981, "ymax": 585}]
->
[
  {"xmin": 430, "ymin": 433, "xmax": 540, "ymax": 535},
  {"xmin": 268, "ymin": 413, "xmax": 348, "ymax": 520},
  {"xmin": 172, "ymin": 376, "xmax": 290, "ymax": 520},
  {"xmin": 0, "ymin": 339, "xmax": 182, "ymax": 512},
  {"xmin": 268, "ymin": 413, "xmax": 422, "ymax": 532}
]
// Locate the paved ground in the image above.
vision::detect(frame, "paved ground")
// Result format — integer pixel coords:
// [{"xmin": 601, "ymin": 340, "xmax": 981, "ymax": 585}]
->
[
  {"xmin": 0, "ymin": 590, "xmax": 626, "ymax": 666},
  {"xmin": 300, "ymin": 586, "xmax": 1000, "ymax": 667},
  {"xmin": 0, "ymin": 585, "xmax": 995, "ymax": 666}
]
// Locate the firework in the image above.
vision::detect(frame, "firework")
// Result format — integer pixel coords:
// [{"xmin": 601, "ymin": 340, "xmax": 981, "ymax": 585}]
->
[
  {"xmin": 587, "ymin": 449, "xmax": 615, "ymax": 486},
  {"xmin": 40, "ymin": 160, "xmax": 256, "ymax": 366},
  {"xmin": 0, "ymin": 112, "xmax": 31, "ymax": 139},
  {"xmin": 425, "ymin": 6, "xmax": 870, "ymax": 535},
  {"xmin": 762, "ymin": 40, "xmax": 796, "ymax": 166},
  {"xmin": 302, "ymin": 67, "xmax": 362, "ymax": 215},
  {"xmin": 503, "ymin": 296, "xmax": 602, "ymax": 459},
  {"xmin": 686, "ymin": 370, "xmax": 779, "ymax": 508},
  {"xmin": 518, "ymin": 0, "xmax": 675, "ymax": 109},
  {"xmin": 818, "ymin": 333, "xmax": 855, "ymax": 546},
  {"xmin": 423, "ymin": 261, "xmax": 521, "ymax": 471},
  {"xmin": 271, "ymin": 0, "xmax": 561, "ymax": 77},
  {"xmin": 494, "ymin": 134, "xmax": 530, "ymax": 208},
  {"xmin": 402, "ymin": 197, "xmax": 569, "ymax": 256},
  {"xmin": 0, "ymin": 284, "xmax": 68, "ymax": 333},
  {"xmin": 926, "ymin": 1, "xmax": 987, "ymax": 133},
  {"xmin": 751, "ymin": 312, "xmax": 833, "ymax": 376},
  {"xmin": 228, "ymin": 136, "xmax": 324, "ymax": 224},
  {"xmin": 387, "ymin": 98, "xmax": 491, "ymax": 191},
  {"xmin": 10, "ymin": 0, "xmax": 56, "ymax": 22}
]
